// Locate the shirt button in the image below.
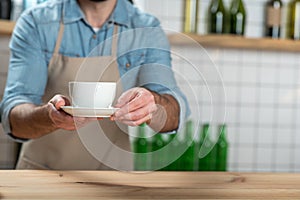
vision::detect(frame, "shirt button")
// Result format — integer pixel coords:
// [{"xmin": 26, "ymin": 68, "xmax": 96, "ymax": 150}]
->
[
  {"xmin": 92, "ymin": 34, "xmax": 97, "ymax": 39},
  {"xmin": 126, "ymin": 63, "xmax": 131, "ymax": 68}
]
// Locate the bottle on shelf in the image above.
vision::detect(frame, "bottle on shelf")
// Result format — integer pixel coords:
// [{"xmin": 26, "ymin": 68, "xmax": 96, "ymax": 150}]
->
[
  {"xmin": 288, "ymin": 0, "xmax": 300, "ymax": 40},
  {"xmin": 215, "ymin": 124, "xmax": 228, "ymax": 171},
  {"xmin": 183, "ymin": 0, "xmax": 199, "ymax": 33},
  {"xmin": 0, "ymin": 0, "xmax": 12, "ymax": 20},
  {"xmin": 208, "ymin": 0, "xmax": 228, "ymax": 34},
  {"xmin": 230, "ymin": 0, "xmax": 246, "ymax": 35},
  {"xmin": 198, "ymin": 123, "xmax": 217, "ymax": 171},
  {"xmin": 265, "ymin": 0, "xmax": 282, "ymax": 38}
]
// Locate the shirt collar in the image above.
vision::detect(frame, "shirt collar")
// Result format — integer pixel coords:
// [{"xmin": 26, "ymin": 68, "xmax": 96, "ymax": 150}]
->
[{"xmin": 63, "ymin": 0, "xmax": 130, "ymax": 27}]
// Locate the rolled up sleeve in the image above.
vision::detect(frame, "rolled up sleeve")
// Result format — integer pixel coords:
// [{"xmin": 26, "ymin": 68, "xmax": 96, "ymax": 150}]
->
[
  {"xmin": 135, "ymin": 26, "xmax": 191, "ymax": 133},
  {"xmin": 0, "ymin": 11, "xmax": 48, "ymax": 142}
]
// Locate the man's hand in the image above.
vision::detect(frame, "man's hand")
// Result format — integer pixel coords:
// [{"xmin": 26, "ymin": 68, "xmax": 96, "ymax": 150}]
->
[
  {"xmin": 10, "ymin": 94, "xmax": 97, "ymax": 139},
  {"xmin": 112, "ymin": 87, "xmax": 180, "ymax": 133},
  {"xmin": 112, "ymin": 87, "xmax": 158, "ymax": 126},
  {"xmin": 48, "ymin": 95, "xmax": 95, "ymax": 131}
]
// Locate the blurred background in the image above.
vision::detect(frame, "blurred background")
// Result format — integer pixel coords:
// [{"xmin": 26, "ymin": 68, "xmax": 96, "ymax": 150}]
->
[
  {"xmin": 135, "ymin": 0, "xmax": 300, "ymax": 173},
  {"xmin": 1, "ymin": 0, "xmax": 300, "ymax": 172}
]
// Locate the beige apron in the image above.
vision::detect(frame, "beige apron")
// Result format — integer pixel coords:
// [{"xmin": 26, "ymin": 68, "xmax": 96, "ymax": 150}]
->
[{"xmin": 16, "ymin": 22, "xmax": 133, "ymax": 170}]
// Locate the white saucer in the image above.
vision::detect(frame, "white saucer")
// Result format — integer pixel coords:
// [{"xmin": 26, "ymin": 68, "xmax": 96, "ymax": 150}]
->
[{"xmin": 61, "ymin": 106, "xmax": 119, "ymax": 117}]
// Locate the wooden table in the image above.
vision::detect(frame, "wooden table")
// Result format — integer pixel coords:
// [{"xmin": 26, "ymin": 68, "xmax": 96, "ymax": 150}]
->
[{"xmin": 0, "ymin": 170, "xmax": 300, "ymax": 199}]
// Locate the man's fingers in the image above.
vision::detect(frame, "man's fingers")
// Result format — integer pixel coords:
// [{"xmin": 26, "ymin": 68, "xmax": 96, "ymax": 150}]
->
[
  {"xmin": 115, "ymin": 88, "xmax": 140, "ymax": 108},
  {"xmin": 118, "ymin": 114, "xmax": 152, "ymax": 126},
  {"xmin": 48, "ymin": 94, "xmax": 96, "ymax": 131},
  {"xmin": 49, "ymin": 103, "xmax": 73, "ymax": 122},
  {"xmin": 116, "ymin": 104, "xmax": 157, "ymax": 121},
  {"xmin": 49, "ymin": 95, "xmax": 71, "ymax": 110},
  {"xmin": 114, "ymin": 92, "xmax": 153, "ymax": 117},
  {"xmin": 55, "ymin": 100, "xmax": 65, "ymax": 110}
]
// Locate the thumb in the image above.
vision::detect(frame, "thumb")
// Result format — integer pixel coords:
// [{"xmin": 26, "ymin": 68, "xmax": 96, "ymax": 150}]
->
[
  {"xmin": 50, "ymin": 95, "xmax": 69, "ymax": 110},
  {"xmin": 55, "ymin": 99, "xmax": 66, "ymax": 110}
]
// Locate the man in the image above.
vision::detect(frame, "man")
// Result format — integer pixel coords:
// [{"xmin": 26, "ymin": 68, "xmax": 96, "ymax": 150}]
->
[{"xmin": 0, "ymin": 0, "xmax": 188, "ymax": 170}]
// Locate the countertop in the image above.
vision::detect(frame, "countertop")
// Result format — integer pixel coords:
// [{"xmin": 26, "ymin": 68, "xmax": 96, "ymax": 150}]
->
[{"xmin": 0, "ymin": 170, "xmax": 300, "ymax": 199}]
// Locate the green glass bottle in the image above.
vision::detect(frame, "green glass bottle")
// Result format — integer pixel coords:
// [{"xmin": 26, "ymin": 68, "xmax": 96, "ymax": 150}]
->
[
  {"xmin": 198, "ymin": 123, "xmax": 217, "ymax": 171},
  {"xmin": 132, "ymin": 124, "xmax": 150, "ymax": 171},
  {"xmin": 230, "ymin": 0, "xmax": 246, "ymax": 35},
  {"xmin": 160, "ymin": 134, "xmax": 172, "ymax": 171},
  {"xmin": 149, "ymin": 133, "xmax": 165, "ymax": 171},
  {"xmin": 288, "ymin": 0, "xmax": 300, "ymax": 40},
  {"xmin": 208, "ymin": 0, "xmax": 228, "ymax": 34},
  {"xmin": 179, "ymin": 120, "xmax": 196, "ymax": 171},
  {"xmin": 183, "ymin": 0, "xmax": 199, "ymax": 33},
  {"xmin": 215, "ymin": 124, "xmax": 228, "ymax": 171},
  {"xmin": 265, "ymin": 0, "xmax": 282, "ymax": 38},
  {"xmin": 164, "ymin": 133, "xmax": 180, "ymax": 171}
]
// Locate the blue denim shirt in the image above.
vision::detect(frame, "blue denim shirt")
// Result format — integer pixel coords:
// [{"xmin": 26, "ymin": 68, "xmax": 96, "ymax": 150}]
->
[{"xmin": 0, "ymin": 0, "xmax": 189, "ymax": 141}]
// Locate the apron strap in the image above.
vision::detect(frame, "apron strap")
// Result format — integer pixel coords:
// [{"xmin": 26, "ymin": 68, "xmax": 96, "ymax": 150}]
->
[
  {"xmin": 53, "ymin": 23, "xmax": 65, "ymax": 55},
  {"xmin": 54, "ymin": 4, "xmax": 65, "ymax": 55},
  {"xmin": 111, "ymin": 24, "xmax": 118, "ymax": 58},
  {"xmin": 54, "ymin": 23, "xmax": 118, "ymax": 57}
]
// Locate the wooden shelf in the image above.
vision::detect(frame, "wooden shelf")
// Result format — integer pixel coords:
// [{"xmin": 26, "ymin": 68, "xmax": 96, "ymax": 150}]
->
[
  {"xmin": 0, "ymin": 20, "xmax": 15, "ymax": 35},
  {"xmin": 168, "ymin": 33, "xmax": 300, "ymax": 53},
  {"xmin": 2, "ymin": 20, "xmax": 300, "ymax": 52}
]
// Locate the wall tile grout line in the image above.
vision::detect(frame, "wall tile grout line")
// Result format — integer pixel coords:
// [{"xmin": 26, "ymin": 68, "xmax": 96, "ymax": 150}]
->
[
  {"xmin": 270, "ymin": 53, "xmax": 281, "ymax": 172},
  {"xmin": 289, "ymin": 53, "xmax": 299, "ymax": 172},
  {"xmin": 251, "ymin": 50, "xmax": 261, "ymax": 171}
]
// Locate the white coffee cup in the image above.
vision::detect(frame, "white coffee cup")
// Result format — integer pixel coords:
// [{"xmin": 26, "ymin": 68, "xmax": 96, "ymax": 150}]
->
[{"xmin": 69, "ymin": 82, "xmax": 116, "ymax": 108}]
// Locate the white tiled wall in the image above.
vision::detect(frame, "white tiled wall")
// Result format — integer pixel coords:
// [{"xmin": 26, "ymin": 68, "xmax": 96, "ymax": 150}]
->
[{"xmin": 138, "ymin": 0, "xmax": 300, "ymax": 172}]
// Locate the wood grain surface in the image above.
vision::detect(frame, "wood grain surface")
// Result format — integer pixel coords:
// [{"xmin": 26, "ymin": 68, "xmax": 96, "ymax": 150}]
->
[{"xmin": 0, "ymin": 170, "xmax": 300, "ymax": 199}]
